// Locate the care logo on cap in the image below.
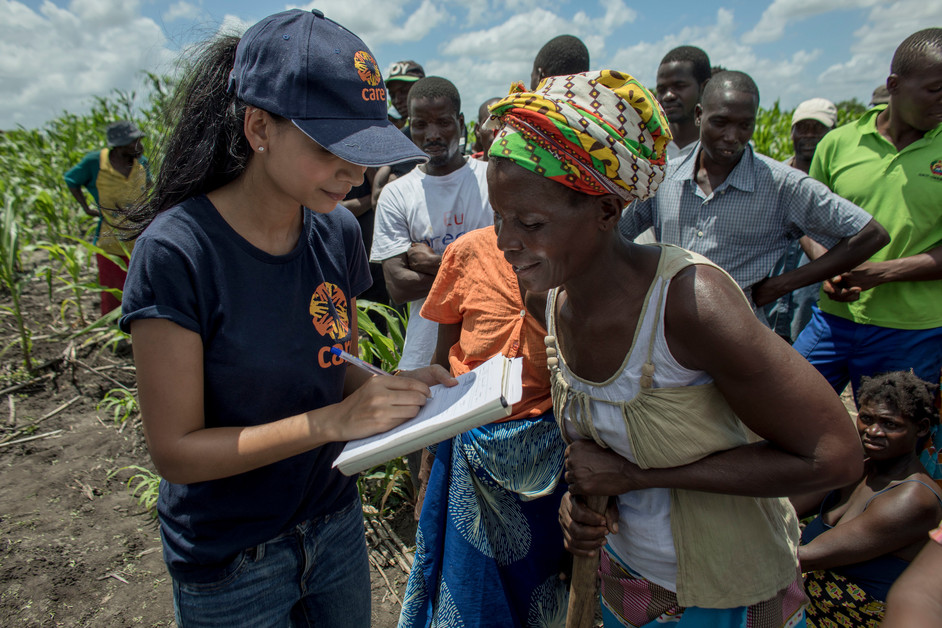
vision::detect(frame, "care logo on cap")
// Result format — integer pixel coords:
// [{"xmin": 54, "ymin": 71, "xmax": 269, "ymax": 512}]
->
[
  {"xmin": 354, "ymin": 50, "xmax": 381, "ymax": 87},
  {"xmin": 354, "ymin": 50, "xmax": 386, "ymax": 103}
]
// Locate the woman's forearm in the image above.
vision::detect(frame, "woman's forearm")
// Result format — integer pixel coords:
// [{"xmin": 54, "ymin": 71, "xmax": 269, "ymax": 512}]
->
[{"xmin": 632, "ymin": 441, "xmax": 860, "ymax": 498}]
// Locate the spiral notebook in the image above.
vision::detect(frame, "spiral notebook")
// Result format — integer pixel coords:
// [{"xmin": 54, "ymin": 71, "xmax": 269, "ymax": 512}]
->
[{"xmin": 333, "ymin": 354, "xmax": 523, "ymax": 476}]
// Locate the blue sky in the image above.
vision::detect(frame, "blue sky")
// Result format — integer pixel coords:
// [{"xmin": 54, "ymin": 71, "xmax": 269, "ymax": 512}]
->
[{"xmin": 2, "ymin": 0, "xmax": 941, "ymax": 130}]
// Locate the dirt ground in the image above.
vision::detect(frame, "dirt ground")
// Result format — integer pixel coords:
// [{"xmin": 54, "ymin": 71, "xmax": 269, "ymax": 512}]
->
[{"xmin": 0, "ymin": 278, "xmax": 412, "ymax": 627}]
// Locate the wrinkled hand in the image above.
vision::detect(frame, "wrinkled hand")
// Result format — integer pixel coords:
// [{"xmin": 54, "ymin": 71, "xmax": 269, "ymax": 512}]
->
[
  {"xmin": 406, "ymin": 242, "xmax": 442, "ymax": 275},
  {"xmin": 565, "ymin": 439, "xmax": 643, "ymax": 496},
  {"xmin": 559, "ymin": 492, "xmax": 619, "ymax": 557},
  {"xmin": 330, "ymin": 374, "xmax": 436, "ymax": 442},
  {"xmin": 750, "ymin": 276, "xmax": 785, "ymax": 307}
]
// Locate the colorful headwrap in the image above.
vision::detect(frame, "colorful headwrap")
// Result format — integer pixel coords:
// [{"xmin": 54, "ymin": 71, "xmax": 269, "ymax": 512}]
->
[{"xmin": 486, "ymin": 70, "xmax": 672, "ymax": 203}]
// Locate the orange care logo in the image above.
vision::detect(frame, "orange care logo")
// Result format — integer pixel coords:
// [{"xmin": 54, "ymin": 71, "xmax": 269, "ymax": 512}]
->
[
  {"xmin": 931, "ymin": 159, "xmax": 942, "ymax": 177},
  {"xmin": 309, "ymin": 282, "xmax": 349, "ymax": 341},
  {"xmin": 354, "ymin": 50, "xmax": 381, "ymax": 86}
]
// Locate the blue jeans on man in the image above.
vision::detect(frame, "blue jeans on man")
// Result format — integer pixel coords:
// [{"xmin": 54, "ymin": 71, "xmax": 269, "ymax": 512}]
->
[{"xmin": 793, "ymin": 306, "xmax": 942, "ymax": 403}]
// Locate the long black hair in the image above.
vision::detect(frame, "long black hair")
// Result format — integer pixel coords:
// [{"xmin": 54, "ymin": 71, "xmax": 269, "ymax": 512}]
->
[{"xmin": 126, "ymin": 35, "xmax": 252, "ymax": 235}]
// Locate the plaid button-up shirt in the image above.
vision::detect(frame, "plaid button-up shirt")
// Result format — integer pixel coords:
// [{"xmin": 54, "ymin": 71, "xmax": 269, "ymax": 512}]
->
[{"xmin": 620, "ymin": 143, "xmax": 873, "ymax": 296}]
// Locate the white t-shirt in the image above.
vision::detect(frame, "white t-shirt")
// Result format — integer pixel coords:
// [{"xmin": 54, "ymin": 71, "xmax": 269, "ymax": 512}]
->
[{"xmin": 371, "ymin": 158, "xmax": 493, "ymax": 370}]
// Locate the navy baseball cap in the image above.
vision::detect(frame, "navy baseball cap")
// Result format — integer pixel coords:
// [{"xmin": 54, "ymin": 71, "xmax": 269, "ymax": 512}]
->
[{"xmin": 229, "ymin": 9, "xmax": 427, "ymax": 168}]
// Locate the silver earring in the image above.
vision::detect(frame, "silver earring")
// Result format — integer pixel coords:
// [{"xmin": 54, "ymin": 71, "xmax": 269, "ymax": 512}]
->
[{"xmin": 257, "ymin": 146, "xmax": 265, "ymax": 152}]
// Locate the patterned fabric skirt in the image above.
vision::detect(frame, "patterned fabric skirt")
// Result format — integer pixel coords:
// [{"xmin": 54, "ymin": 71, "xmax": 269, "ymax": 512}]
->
[
  {"xmin": 599, "ymin": 547, "xmax": 807, "ymax": 628},
  {"xmin": 803, "ymin": 569, "xmax": 885, "ymax": 627},
  {"xmin": 398, "ymin": 412, "xmax": 569, "ymax": 628}
]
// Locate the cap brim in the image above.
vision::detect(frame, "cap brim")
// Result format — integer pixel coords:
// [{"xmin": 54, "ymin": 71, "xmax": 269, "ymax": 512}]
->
[
  {"xmin": 791, "ymin": 114, "xmax": 836, "ymax": 129},
  {"xmin": 293, "ymin": 119, "xmax": 428, "ymax": 168},
  {"xmin": 107, "ymin": 132, "xmax": 145, "ymax": 148},
  {"xmin": 386, "ymin": 76, "xmax": 422, "ymax": 83}
]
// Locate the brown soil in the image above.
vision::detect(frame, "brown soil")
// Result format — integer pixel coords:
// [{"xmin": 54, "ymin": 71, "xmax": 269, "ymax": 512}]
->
[{"xmin": 0, "ymin": 273, "xmax": 413, "ymax": 627}]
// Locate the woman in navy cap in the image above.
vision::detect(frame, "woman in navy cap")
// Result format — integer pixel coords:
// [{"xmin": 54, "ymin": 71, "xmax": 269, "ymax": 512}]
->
[{"xmin": 119, "ymin": 9, "xmax": 453, "ymax": 627}]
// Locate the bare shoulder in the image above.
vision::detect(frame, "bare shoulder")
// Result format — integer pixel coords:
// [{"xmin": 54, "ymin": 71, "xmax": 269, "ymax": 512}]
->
[
  {"xmin": 856, "ymin": 476, "xmax": 942, "ymax": 537},
  {"xmin": 664, "ymin": 263, "xmax": 767, "ymax": 371}
]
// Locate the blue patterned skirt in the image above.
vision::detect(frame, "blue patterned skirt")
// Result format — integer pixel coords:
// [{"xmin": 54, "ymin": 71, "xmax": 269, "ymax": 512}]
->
[{"xmin": 398, "ymin": 412, "xmax": 569, "ymax": 628}]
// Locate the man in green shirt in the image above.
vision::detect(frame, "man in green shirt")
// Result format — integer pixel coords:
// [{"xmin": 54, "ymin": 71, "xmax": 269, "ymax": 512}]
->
[{"xmin": 793, "ymin": 28, "xmax": 942, "ymax": 415}]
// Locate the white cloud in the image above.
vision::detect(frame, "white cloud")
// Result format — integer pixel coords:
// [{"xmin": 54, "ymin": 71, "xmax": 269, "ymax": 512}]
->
[
  {"xmin": 0, "ymin": 0, "xmax": 170, "ymax": 129},
  {"xmin": 163, "ymin": 1, "xmax": 202, "ymax": 23},
  {"xmin": 391, "ymin": 0, "xmax": 451, "ymax": 44},
  {"xmin": 817, "ymin": 0, "xmax": 942, "ymax": 101},
  {"xmin": 743, "ymin": 0, "xmax": 880, "ymax": 44},
  {"xmin": 606, "ymin": 9, "xmax": 823, "ymax": 107},
  {"xmin": 443, "ymin": 9, "xmax": 570, "ymax": 59},
  {"xmin": 425, "ymin": 56, "xmax": 531, "ymax": 122},
  {"xmin": 443, "ymin": 1, "xmax": 635, "ymax": 65},
  {"xmin": 297, "ymin": 0, "xmax": 449, "ymax": 46}
]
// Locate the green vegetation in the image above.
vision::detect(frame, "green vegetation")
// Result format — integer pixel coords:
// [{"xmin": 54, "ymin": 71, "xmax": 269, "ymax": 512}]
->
[
  {"xmin": 97, "ymin": 388, "xmax": 140, "ymax": 425},
  {"xmin": 121, "ymin": 465, "xmax": 161, "ymax": 518}
]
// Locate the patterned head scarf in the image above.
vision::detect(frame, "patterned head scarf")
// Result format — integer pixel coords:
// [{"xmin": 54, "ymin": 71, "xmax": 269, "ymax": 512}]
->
[{"xmin": 487, "ymin": 70, "xmax": 672, "ymax": 203}]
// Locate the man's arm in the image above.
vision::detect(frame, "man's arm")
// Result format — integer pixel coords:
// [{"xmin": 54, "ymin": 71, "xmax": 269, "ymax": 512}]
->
[
  {"xmin": 371, "ymin": 166, "xmax": 404, "ymax": 209},
  {"xmin": 64, "ymin": 152, "xmax": 101, "ymax": 218},
  {"xmin": 798, "ymin": 235, "xmax": 827, "ymax": 261},
  {"xmin": 824, "ymin": 244, "xmax": 942, "ymax": 302},
  {"xmin": 752, "ymin": 217, "xmax": 889, "ymax": 306},
  {"xmin": 67, "ymin": 186, "xmax": 100, "ymax": 218},
  {"xmin": 381, "ymin": 253, "xmax": 437, "ymax": 304}
]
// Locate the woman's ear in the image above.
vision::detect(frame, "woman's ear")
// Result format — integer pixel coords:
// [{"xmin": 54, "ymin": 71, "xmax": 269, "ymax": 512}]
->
[
  {"xmin": 597, "ymin": 194, "xmax": 624, "ymax": 232},
  {"xmin": 244, "ymin": 106, "xmax": 272, "ymax": 153},
  {"xmin": 916, "ymin": 418, "xmax": 932, "ymax": 439}
]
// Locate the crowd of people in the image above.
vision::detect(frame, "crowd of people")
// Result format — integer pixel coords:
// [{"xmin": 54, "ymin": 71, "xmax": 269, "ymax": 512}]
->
[{"xmin": 68, "ymin": 7, "xmax": 942, "ymax": 627}]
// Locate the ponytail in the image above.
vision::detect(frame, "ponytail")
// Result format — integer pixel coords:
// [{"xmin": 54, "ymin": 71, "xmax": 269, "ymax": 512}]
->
[{"xmin": 127, "ymin": 35, "xmax": 251, "ymax": 234}]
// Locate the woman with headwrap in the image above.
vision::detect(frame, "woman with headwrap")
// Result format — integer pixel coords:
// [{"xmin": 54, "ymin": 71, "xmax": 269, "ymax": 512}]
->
[{"xmin": 486, "ymin": 70, "xmax": 865, "ymax": 627}]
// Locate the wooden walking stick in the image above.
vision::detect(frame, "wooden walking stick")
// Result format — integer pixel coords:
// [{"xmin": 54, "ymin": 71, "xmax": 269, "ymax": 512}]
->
[{"xmin": 566, "ymin": 494, "xmax": 609, "ymax": 628}]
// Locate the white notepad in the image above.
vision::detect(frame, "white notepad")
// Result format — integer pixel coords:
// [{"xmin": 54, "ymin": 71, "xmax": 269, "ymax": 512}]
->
[{"xmin": 333, "ymin": 354, "xmax": 523, "ymax": 476}]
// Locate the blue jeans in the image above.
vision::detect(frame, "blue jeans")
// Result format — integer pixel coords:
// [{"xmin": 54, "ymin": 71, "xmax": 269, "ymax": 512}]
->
[
  {"xmin": 172, "ymin": 498, "xmax": 370, "ymax": 627},
  {"xmin": 793, "ymin": 306, "xmax": 942, "ymax": 403}
]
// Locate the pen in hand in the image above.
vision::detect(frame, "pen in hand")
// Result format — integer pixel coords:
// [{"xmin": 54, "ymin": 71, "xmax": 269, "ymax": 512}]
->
[{"xmin": 329, "ymin": 347, "xmax": 388, "ymax": 377}]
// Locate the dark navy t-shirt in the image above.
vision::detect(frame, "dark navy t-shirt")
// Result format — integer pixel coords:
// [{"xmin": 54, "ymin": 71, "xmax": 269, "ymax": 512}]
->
[{"xmin": 120, "ymin": 195, "xmax": 371, "ymax": 582}]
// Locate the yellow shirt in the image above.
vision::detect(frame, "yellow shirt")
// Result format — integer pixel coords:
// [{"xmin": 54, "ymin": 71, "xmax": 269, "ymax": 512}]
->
[{"xmin": 95, "ymin": 149, "xmax": 146, "ymax": 255}]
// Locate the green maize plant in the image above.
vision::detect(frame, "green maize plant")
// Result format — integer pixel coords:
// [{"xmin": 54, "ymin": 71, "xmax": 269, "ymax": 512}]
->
[
  {"xmin": 61, "ymin": 238, "xmax": 131, "ymax": 353},
  {"xmin": 354, "ymin": 299, "xmax": 418, "ymax": 515},
  {"xmin": 121, "ymin": 465, "xmax": 160, "ymax": 519},
  {"xmin": 97, "ymin": 388, "xmax": 140, "ymax": 425},
  {"xmin": 753, "ymin": 101, "xmax": 794, "ymax": 161},
  {"xmin": 356, "ymin": 299, "xmax": 408, "ymax": 372},
  {"xmin": 0, "ymin": 196, "xmax": 33, "ymax": 372},
  {"xmin": 37, "ymin": 240, "xmax": 94, "ymax": 327},
  {"xmin": 358, "ymin": 456, "xmax": 413, "ymax": 517}
]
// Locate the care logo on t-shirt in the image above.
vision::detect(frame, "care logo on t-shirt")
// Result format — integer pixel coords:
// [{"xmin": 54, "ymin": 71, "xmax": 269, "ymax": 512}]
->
[{"xmin": 309, "ymin": 282, "xmax": 349, "ymax": 341}]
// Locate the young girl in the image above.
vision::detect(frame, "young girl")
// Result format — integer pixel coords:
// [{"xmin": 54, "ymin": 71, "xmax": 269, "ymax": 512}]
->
[{"xmin": 119, "ymin": 9, "xmax": 453, "ymax": 626}]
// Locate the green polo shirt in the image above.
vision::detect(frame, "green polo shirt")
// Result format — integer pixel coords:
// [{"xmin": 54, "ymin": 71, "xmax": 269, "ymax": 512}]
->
[{"xmin": 810, "ymin": 106, "xmax": 942, "ymax": 330}]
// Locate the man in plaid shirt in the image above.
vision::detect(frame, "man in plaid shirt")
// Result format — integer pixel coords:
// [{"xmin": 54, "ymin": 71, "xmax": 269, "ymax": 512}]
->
[{"xmin": 620, "ymin": 71, "xmax": 888, "ymax": 313}]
